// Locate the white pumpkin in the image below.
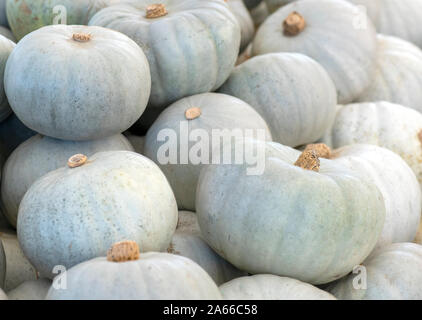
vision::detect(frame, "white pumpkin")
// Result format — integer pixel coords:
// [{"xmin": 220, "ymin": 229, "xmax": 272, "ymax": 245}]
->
[
  {"xmin": 7, "ymin": 278, "xmax": 51, "ymax": 300},
  {"xmin": 219, "ymin": 52, "xmax": 337, "ymax": 147},
  {"xmin": 220, "ymin": 275, "xmax": 336, "ymax": 300},
  {"xmin": 196, "ymin": 140, "xmax": 385, "ymax": 284},
  {"xmin": 356, "ymin": 35, "xmax": 422, "ymax": 113},
  {"xmin": 144, "ymin": 92, "xmax": 272, "ymax": 211},
  {"xmin": 327, "ymin": 243, "xmax": 422, "ymax": 300},
  {"xmin": 17, "ymin": 151, "xmax": 178, "ymax": 278},
  {"xmin": 4, "ymin": 24, "xmax": 151, "ymax": 141},
  {"xmin": 227, "ymin": 0, "xmax": 254, "ymax": 52},
  {"xmin": 168, "ymin": 211, "xmax": 246, "ymax": 285},
  {"xmin": 46, "ymin": 241, "xmax": 223, "ymax": 300},
  {"xmin": 1, "ymin": 133, "xmax": 134, "ymax": 227},
  {"xmin": 253, "ymin": 0, "xmax": 377, "ymax": 104},
  {"xmin": 0, "ymin": 35, "xmax": 14, "ymax": 123}
]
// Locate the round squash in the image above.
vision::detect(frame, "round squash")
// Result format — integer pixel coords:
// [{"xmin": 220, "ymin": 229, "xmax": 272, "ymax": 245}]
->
[
  {"xmin": 89, "ymin": 0, "xmax": 241, "ymax": 113},
  {"xmin": 7, "ymin": 278, "xmax": 51, "ymax": 300},
  {"xmin": 17, "ymin": 151, "xmax": 178, "ymax": 278},
  {"xmin": 196, "ymin": 140, "xmax": 386, "ymax": 284},
  {"xmin": 0, "ymin": 35, "xmax": 14, "ymax": 123},
  {"xmin": 46, "ymin": 241, "xmax": 222, "ymax": 300},
  {"xmin": 0, "ymin": 239, "xmax": 5, "ymax": 288},
  {"xmin": 144, "ymin": 92, "xmax": 272, "ymax": 211},
  {"xmin": 0, "ymin": 114, "xmax": 36, "ymax": 159},
  {"xmin": 356, "ymin": 35, "xmax": 422, "ymax": 113},
  {"xmin": 168, "ymin": 211, "xmax": 246, "ymax": 285},
  {"xmin": 327, "ymin": 243, "xmax": 422, "ymax": 300},
  {"xmin": 227, "ymin": 0, "xmax": 254, "ymax": 52},
  {"xmin": 219, "ymin": 52, "xmax": 337, "ymax": 147},
  {"xmin": 1, "ymin": 133, "xmax": 134, "ymax": 228},
  {"xmin": 6, "ymin": 0, "xmax": 118, "ymax": 41},
  {"xmin": 323, "ymin": 101, "xmax": 422, "ymax": 186},
  {"xmin": 252, "ymin": 0, "xmax": 377, "ymax": 104},
  {"xmin": 220, "ymin": 275, "xmax": 336, "ymax": 300},
  {"xmin": 4, "ymin": 24, "xmax": 151, "ymax": 141}
]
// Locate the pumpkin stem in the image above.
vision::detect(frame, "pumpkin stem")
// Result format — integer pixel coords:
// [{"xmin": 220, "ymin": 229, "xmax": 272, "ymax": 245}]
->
[
  {"xmin": 185, "ymin": 107, "xmax": 202, "ymax": 120},
  {"xmin": 107, "ymin": 240, "xmax": 140, "ymax": 262},
  {"xmin": 146, "ymin": 4, "xmax": 168, "ymax": 18},
  {"xmin": 67, "ymin": 154, "xmax": 88, "ymax": 168},
  {"xmin": 283, "ymin": 11, "xmax": 306, "ymax": 36},
  {"xmin": 72, "ymin": 33, "xmax": 92, "ymax": 42},
  {"xmin": 294, "ymin": 143, "xmax": 331, "ymax": 172}
]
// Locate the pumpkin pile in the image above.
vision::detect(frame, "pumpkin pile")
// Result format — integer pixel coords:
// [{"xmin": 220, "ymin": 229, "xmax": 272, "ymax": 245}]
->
[{"xmin": 0, "ymin": 0, "xmax": 421, "ymax": 301}]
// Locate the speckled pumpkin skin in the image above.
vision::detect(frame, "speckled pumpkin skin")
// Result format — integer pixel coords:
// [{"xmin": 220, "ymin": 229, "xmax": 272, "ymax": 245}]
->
[
  {"xmin": 17, "ymin": 151, "xmax": 178, "ymax": 278},
  {"xmin": 46, "ymin": 252, "xmax": 223, "ymax": 300},
  {"xmin": 4, "ymin": 24, "xmax": 151, "ymax": 141}
]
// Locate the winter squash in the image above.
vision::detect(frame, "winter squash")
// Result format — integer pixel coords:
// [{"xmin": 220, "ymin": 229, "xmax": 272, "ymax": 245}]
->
[
  {"xmin": 46, "ymin": 240, "xmax": 223, "ymax": 300},
  {"xmin": 0, "ymin": 0, "xmax": 7, "ymax": 27},
  {"xmin": 220, "ymin": 275, "xmax": 336, "ymax": 300},
  {"xmin": 196, "ymin": 140, "xmax": 385, "ymax": 284},
  {"xmin": 17, "ymin": 151, "xmax": 178, "ymax": 278},
  {"xmin": 219, "ymin": 52, "xmax": 337, "ymax": 147},
  {"xmin": 4, "ymin": 24, "xmax": 151, "ymax": 141},
  {"xmin": 0, "ymin": 27, "xmax": 14, "ymax": 41},
  {"xmin": 253, "ymin": 0, "xmax": 377, "ymax": 104},
  {"xmin": 6, "ymin": 0, "xmax": 119, "ymax": 41},
  {"xmin": 0, "ymin": 35, "xmax": 14, "ymax": 123},
  {"xmin": 323, "ymin": 101, "xmax": 422, "ymax": 186},
  {"xmin": 0, "ymin": 114, "xmax": 36, "ymax": 159},
  {"xmin": 0, "ymin": 239, "xmax": 5, "ymax": 289},
  {"xmin": 327, "ymin": 243, "xmax": 422, "ymax": 300},
  {"xmin": 356, "ymin": 35, "xmax": 422, "ymax": 113},
  {"xmin": 227, "ymin": 0, "xmax": 254, "ymax": 52},
  {"xmin": 1, "ymin": 133, "xmax": 134, "ymax": 227},
  {"xmin": 168, "ymin": 211, "xmax": 246, "ymax": 285},
  {"xmin": 144, "ymin": 92, "xmax": 272, "ymax": 211},
  {"xmin": 89, "ymin": 0, "xmax": 241, "ymax": 115},
  {"xmin": 124, "ymin": 133, "xmax": 145, "ymax": 155},
  {"xmin": 7, "ymin": 279, "xmax": 51, "ymax": 300}
]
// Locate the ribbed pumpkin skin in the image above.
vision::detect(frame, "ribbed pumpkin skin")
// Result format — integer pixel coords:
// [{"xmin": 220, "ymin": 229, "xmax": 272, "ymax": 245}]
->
[
  {"xmin": 253, "ymin": 0, "xmax": 377, "ymax": 104},
  {"xmin": 227, "ymin": 0, "xmax": 254, "ymax": 52},
  {"xmin": 328, "ymin": 243, "xmax": 422, "ymax": 300},
  {"xmin": 17, "ymin": 151, "xmax": 178, "ymax": 278},
  {"xmin": 168, "ymin": 211, "xmax": 246, "ymax": 285},
  {"xmin": 144, "ymin": 93, "xmax": 272, "ymax": 211},
  {"xmin": 323, "ymin": 102, "xmax": 422, "ymax": 186},
  {"xmin": 332, "ymin": 144, "xmax": 421, "ymax": 251},
  {"xmin": 1, "ymin": 134, "xmax": 134, "ymax": 228},
  {"xmin": 46, "ymin": 252, "xmax": 223, "ymax": 300},
  {"xmin": 0, "ymin": 35, "xmax": 14, "ymax": 123},
  {"xmin": 7, "ymin": 279, "xmax": 51, "ymax": 300},
  {"xmin": 220, "ymin": 275, "xmax": 336, "ymax": 300},
  {"xmin": 357, "ymin": 35, "xmax": 422, "ymax": 113},
  {"xmin": 6, "ymin": 0, "xmax": 117, "ymax": 41},
  {"xmin": 196, "ymin": 140, "xmax": 385, "ymax": 284},
  {"xmin": 89, "ymin": 0, "xmax": 240, "ymax": 110},
  {"xmin": 4, "ymin": 24, "xmax": 151, "ymax": 141},
  {"xmin": 219, "ymin": 53, "xmax": 337, "ymax": 147},
  {"xmin": 0, "ymin": 239, "xmax": 5, "ymax": 289}
]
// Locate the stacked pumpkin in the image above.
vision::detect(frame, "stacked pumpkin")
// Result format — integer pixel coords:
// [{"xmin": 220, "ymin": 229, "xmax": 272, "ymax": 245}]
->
[{"xmin": 0, "ymin": 0, "xmax": 421, "ymax": 301}]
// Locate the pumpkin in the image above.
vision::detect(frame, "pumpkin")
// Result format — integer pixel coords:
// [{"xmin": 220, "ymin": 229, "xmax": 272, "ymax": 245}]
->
[
  {"xmin": 124, "ymin": 133, "xmax": 145, "ymax": 155},
  {"xmin": 227, "ymin": 0, "xmax": 254, "ymax": 52},
  {"xmin": 220, "ymin": 274, "xmax": 336, "ymax": 300},
  {"xmin": 4, "ymin": 24, "xmax": 151, "ymax": 141},
  {"xmin": 1, "ymin": 133, "xmax": 134, "ymax": 228},
  {"xmin": 252, "ymin": 0, "xmax": 377, "ymax": 104},
  {"xmin": 17, "ymin": 151, "xmax": 178, "ymax": 278},
  {"xmin": 0, "ymin": 239, "xmax": 5, "ymax": 288},
  {"xmin": 356, "ymin": 35, "xmax": 422, "ymax": 113},
  {"xmin": 327, "ymin": 243, "xmax": 422, "ymax": 300},
  {"xmin": 46, "ymin": 240, "xmax": 223, "ymax": 300},
  {"xmin": 0, "ymin": 27, "xmax": 14, "ymax": 41},
  {"xmin": 168, "ymin": 211, "xmax": 246, "ymax": 285},
  {"xmin": 323, "ymin": 101, "xmax": 422, "ymax": 186},
  {"xmin": 6, "ymin": 278, "xmax": 51, "ymax": 300},
  {"xmin": 0, "ymin": 35, "xmax": 14, "ymax": 123},
  {"xmin": 250, "ymin": 1, "xmax": 269, "ymax": 28},
  {"xmin": 89, "ymin": 0, "xmax": 241, "ymax": 117},
  {"xmin": 196, "ymin": 140, "xmax": 385, "ymax": 284},
  {"xmin": 144, "ymin": 92, "xmax": 272, "ymax": 211},
  {"xmin": 0, "ymin": 0, "xmax": 7, "ymax": 27},
  {"xmin": 6, "ymin": 0, "xmax": 119, "ymax": 41},
  {"xmin": 219, "ymin": 52, "xmax": 337, "ymax": 147}
]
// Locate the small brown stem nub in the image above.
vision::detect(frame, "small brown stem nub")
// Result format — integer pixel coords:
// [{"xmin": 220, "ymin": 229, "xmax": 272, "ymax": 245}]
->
[
  {"xmin": 294, "ymin": 143, "xmax": 331, "ymax": 172},
  {"xmin": 67, "ymin": 154, "xmax": 87, "ymax": 168},
  {"xmin": 146, "ymin": 4, "xmax": 168, "ymax": 18},
  {"xmin": 283, "ymin": 11, "xmax": 306, "ymax": 36},
  {"xmin": 72, "ymin": 33, "xmax": 92, "ymax": 42},
  {"xmin": 185, "ymin": 107, "xmax": 201, "ymax": 120},
  {"xmin": 107, "ymin": 240, "xmax": 140, "ymax": 262}
]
